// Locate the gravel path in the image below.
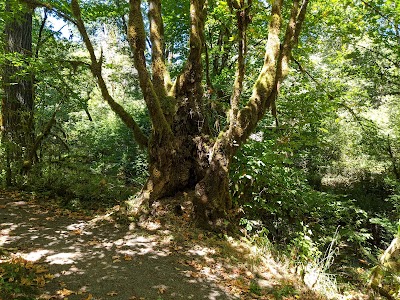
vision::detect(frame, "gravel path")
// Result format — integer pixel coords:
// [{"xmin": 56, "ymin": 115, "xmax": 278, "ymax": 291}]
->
[{"xmin": 0, "ymin": 192, "xmax": 238, "ymax": 300}]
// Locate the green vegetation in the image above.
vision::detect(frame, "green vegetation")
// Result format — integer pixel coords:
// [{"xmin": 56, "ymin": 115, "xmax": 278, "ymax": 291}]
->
[
  {"xmin": 0, "ymin": 255, "xmax": 53, "ymax": 300},
  {"xmin": 1, "ymin": 0, "xmax": 399, "ymax": 299}
]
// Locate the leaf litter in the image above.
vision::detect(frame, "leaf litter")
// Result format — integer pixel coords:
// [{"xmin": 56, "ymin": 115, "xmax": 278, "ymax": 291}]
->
[{"xmin": 1, "ymin": 190, "xmax": 329, "ymax": 299}]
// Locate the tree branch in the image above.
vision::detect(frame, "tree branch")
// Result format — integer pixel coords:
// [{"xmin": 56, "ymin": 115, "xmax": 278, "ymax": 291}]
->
[
  {"xmin": 148, "ymin": 0, "xmax": 172, "ymax": 95},
  {"xmin": 70, "ymin": 0, "xmax": 149, "ymax": 147},
  {"xmin": 230, "ymin": 0, "xmax": 284, "ymax": 145},
  {"xmin": 356, "ymin": 44, "xmax": 400, "ymax": 68},
  {"xmin": 128, "ymin": 0, "xmax": 172, "ymax": 136},
  {"xmin": 269, "ymin": 0, "xmax": 308, "ymax": 124},
  {"xmin": 20, "ymin": 0, "xmax": 77, "ymax": 26},
  {"xmin": 175, "ymin": 0, "xmax": 206, "ymax": 98},
  {"xmin": 115, "ymin": 0, "xmax": 128, "ymax": 36},
  {"xmin": 361, "ymin": 0, "xmax": 398, "ymax": 30},
  {"xmin": 293, "ymin": 57, "xmax": 372, "ymax": 128},
  {"xmin": 279, "ymin": 0, "xmax": 305, "ymax": 80},
  {"xmin": 35, "ymin": 8, "xmax": 48, "ymax": 58},
  {"xmin": 228, "ymin": 0, "xmax": 251, "ymax": 132},
  {"xmin": 225, "ymin": 0, "xmax": 308, "ymax": 151},
  {"xmin": 23, "ymin": 103, "xmax": 58, "ymax": 172}
]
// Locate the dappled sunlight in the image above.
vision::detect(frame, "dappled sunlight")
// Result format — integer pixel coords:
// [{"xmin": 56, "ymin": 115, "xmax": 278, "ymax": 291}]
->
[
  {"xmin": 187, "ymin": 245, "xmax": 217, "ymax": 257},
  {"xmin": 55, "ymin": 264, "xmax": 85, "ymax": 277},
  {"xmin": 45, "ymin": 252, "xmax": 82, "ymax": 265},
  {"xmin": 1, "ymin": 191, "xmax": 330, "ymax": 299},
  {"xmin": 0, "ymin": 223, "xmax": 19, "ymax": 245},
  {"xmin": 66, "ymin": 222, "xmax": 92, "ymax": 233},
  {"xmin": 1, "ymin": 191, "xmax": 314, "ymax": 299},
  {"xmin": 22, "ymin": 249, "xmax": 52, "ymax": 262},
  {"xmin": 117, "ymin": 234, "xmax": 171, "ymax": 257},
  {"xmin": 1, "ymin": 194, "xmax": 238, "ymax": 299},
  {"xmin": 0, "ymin": 190, "xmax": 337, "ymax": 299},
  {"xmin": 9, "ymin": 200, "xmax": 31, "ymax": 207}
]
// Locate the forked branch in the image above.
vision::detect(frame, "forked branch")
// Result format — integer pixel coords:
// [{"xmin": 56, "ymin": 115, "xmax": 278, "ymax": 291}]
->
[
  {"xmin": 128, "ymin": 0, "xmax": 172, "ymax": 136},
  {"xmin": 279, "ymin": 0, "xmax": 308, "ymax": 80},
  {"xmin": 212, "ymin": 0, "xmax": 309, "ymax": 154},
  {"xmin": 21, "ymin": 0, "xmax": 77, "ymax": 26},
  {"xmin": 175, "ymin": 0, "xmax": 206, "ymax": 98},
  {"xmin": 228, "ymin": 0, "xmax": 308, "ymax": 148},
  {"xmin": 230, "ymin": 0, "xmax": 284, "ymax": 145}
]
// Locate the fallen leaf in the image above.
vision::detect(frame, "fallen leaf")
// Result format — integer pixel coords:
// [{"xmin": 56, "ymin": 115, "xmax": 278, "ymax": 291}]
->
[
  {"xmin": 21, "ymin": 277, "xmax": 32, "ymax": 286},
  {"xmin": 57, "ymin": 288, "xmax": 74, "ymax": 297},
  {"xmin": 107, "ymin": 291, "xmax": 118, "ymax": 296},
  {"xmin": 124, "ymin": 254, "xmax": 133, "ymax": 261},
  {"xmin": 83, "ymin": 294, "xmax": 93, "ymax": 300},
  {"xmin": 35, "ymin": 265, "xmax": 49, "ymax": 274},
  {"xmin": 71, "ymin": 229, "xmax": 83, "ymax": 235},
  {"xmin": 112, "ymin": 255, "xmax": 121, "ymax": 263},
  {"xmin": 35, "ymin": 275, "xmax": 46, "ymax": 287},
  {"xmin": 44, "ymin": 273, "xmax": 55, "ymax": 280},
  {"xmin": 189, "ymin": 271, "xmax": 200, "ymax": 278}
]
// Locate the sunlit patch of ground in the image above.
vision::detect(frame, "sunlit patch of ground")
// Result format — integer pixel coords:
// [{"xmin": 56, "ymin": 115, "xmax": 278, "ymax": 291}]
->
[{"xmin": 0, "ymin": 190, "xmax": 377, "ymax": 299}]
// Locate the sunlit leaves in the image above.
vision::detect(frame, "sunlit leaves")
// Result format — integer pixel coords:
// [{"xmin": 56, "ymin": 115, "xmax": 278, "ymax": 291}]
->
[
  {"xmin": 0, "ymin": 256, "xmax": 54, "ymax": 300},
  {"xmin": 162, "ymin": 0, "xmax": 190, "ymax": 74}
]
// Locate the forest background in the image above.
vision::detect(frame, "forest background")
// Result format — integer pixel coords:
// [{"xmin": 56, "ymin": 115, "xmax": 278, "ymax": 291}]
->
[{"xmin": 0, "ymin": 0, "xmax": 399, "ymax": 298}]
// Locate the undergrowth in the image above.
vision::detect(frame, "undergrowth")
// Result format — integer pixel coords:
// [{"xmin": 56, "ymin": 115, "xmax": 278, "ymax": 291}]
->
[{"xmin": 0, "ymin": 254, "xmax": 53, "ymax": 300}]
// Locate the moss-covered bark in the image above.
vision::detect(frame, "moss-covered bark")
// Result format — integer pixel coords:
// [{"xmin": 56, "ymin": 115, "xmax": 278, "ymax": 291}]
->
[{"xmin": 67, "ymin": 0, "xmax": 309, "ymax": 229}]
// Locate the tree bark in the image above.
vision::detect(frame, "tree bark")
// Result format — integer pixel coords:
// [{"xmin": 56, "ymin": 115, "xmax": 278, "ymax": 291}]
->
[
  {"xmin": 1, "ymin": 1, "xmax": 34, "ymax": 185},
  {"xmin": 66, "ymin": 0, "xmax": 309, "ymax": 229}
]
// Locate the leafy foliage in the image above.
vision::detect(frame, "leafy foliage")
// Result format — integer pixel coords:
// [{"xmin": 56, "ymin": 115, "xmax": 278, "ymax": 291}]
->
[
  {"xmin": 1, "ymin": 0, "xmax": 400, "ymax": 296},
  {"xmin": 0, "ymin": 256, "xmax": 53, "ymax": 300}
]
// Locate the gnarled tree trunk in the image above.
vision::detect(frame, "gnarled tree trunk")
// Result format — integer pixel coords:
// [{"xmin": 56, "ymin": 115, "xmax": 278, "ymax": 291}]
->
[{"xmin": 66, "ymin": 0, "xmax": 309, "ymax": 228}]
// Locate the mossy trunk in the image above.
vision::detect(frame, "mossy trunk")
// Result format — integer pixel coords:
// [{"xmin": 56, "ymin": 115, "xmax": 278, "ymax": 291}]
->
[
  {"xmin": 134, "ymin": 118, "xmax": 233, "ymax": 228},
  {"xmin": 1, "ymin": 2, "xmax": 34, "ymax": 185},
  {"xmin": 70, "ymin": 0, "xmax": 309, "ymax": 229}
]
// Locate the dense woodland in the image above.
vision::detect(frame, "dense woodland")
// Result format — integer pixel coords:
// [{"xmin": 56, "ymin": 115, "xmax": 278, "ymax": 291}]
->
[{"xmin": 1, "ymin": 0, "xmax": 399, "ymax": 299}]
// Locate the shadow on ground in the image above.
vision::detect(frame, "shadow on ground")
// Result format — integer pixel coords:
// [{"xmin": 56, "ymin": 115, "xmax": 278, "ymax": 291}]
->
[{"xmin": 0, "ymin": 192, "xmax": 238, "ymax": 300}]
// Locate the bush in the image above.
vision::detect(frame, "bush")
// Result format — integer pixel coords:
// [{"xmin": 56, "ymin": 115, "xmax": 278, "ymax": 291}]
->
[
  {"xmin": 230, "ymin": 122, "xmax": 398, "ymax": 273},
  {"xmin": 24, "ymin": 160, "xmax": 137, "ymax": 209},
  {"xmin": 0, "ymin": 256, "xmax": 53, "ymax": 300}
]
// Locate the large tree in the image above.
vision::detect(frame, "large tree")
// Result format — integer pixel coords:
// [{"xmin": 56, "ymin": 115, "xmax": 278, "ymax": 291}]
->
[
  {"xmin": 23, "ymin": 0, "xmax": 308, "ymax": 227},
  {"xmin": 1, "ymin": 0, "xmax": 34, "ymax": 185}
]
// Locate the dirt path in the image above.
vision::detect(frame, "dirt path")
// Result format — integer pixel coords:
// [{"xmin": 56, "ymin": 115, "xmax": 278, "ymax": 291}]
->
[{"xmin": 0, "ymin": 192, "xmax": 241, "ymax": 300}]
